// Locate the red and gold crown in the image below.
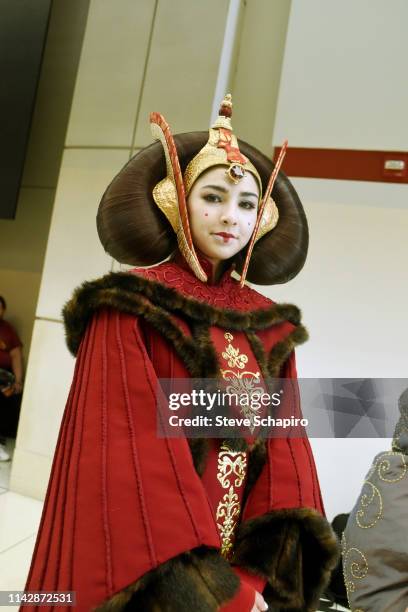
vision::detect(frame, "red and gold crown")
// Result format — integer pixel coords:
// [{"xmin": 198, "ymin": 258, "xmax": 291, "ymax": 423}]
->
[
  {"xmin": 183, "ymin": 94, "xmax": 262, "ymax": 195},
  {"xmin": 150, "ymin": 94, "xmax": 284, "ymax": 285}
]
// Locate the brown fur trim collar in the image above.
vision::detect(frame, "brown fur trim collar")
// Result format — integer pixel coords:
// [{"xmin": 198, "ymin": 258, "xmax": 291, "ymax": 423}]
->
[
  {"xmin": 63, "ymin": 271, "xmax": 303, "ymax": 356},
  {"xmin": 233, "ymin": 508, "xmax": 340, "ymax": 611},
  {"xmin": 94, "ymin": 546, "xmax": 238, "ymax": 611}
]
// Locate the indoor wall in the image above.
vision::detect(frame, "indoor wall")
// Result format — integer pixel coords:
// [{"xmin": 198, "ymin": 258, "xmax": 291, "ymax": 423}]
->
[
  {"xmin": 0, "ymin": 0, "xmax": 89, "ymax": 361},
  {"xmin": 268, "ymin": 0, "xmax": 408, "ymax": 519}
]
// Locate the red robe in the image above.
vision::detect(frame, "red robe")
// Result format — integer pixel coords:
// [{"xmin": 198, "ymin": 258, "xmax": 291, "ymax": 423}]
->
[{"xmin": 23, "ymin": 258, "xmax": 338, "ymax": 611}]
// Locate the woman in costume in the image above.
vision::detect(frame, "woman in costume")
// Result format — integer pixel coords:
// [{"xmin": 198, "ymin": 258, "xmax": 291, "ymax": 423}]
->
[{"xmin": 23, "ymin": 95, "xmax": 339, "ymax": 611}]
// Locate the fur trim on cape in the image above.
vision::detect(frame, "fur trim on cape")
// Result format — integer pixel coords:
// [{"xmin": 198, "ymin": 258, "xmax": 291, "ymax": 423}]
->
[
  {"xmin": 63, "ymin": 271, "xmax": 304, "ymax": 356},
  {"xmin": 233, "ymin": 508, "xmax": 340, "ymax": 611},
  {"xmin": 94, "ymin": 546, "xmax": 238, "ymax": 611}
]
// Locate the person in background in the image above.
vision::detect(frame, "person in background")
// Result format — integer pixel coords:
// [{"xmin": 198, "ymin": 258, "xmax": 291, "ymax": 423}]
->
[
  {"xmin": 0, "ymin": 295, "xmax": 24, "ymax": 461},
  {"xmin": 343, "ymin": 388, "xmax": 408, "ymax": 611}
]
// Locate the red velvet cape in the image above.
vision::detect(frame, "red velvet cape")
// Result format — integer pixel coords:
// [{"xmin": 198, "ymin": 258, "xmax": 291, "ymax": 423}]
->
[{"xmin": 23, "ymin": 262, "xmax": 328, "ymax": 611}]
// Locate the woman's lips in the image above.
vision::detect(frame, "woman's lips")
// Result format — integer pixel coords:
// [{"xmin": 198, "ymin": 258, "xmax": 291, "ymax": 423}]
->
[{"xmin": 213, "ymin": 232, "xmax": 237, "ymax": 243}]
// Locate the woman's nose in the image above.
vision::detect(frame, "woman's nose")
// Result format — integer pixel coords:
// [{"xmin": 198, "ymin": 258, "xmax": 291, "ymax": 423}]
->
[{"xmin": 220, "ymin": 203, "xmax": 238, "ymax": 225}]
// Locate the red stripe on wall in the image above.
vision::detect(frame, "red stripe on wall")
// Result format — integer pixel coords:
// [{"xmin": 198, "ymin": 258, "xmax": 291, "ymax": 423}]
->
[{"xmin": 273, "ymin": 147, "xmax": 408, "ymax": 183}]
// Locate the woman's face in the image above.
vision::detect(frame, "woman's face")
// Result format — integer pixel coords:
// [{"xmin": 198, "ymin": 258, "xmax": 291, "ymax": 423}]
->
[{"xmin": 187, "ymin": 166, "xmax": 259, "ymax": 269}]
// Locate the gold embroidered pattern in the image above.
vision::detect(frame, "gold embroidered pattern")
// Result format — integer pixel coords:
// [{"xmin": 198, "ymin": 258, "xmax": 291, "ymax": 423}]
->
[
  {"xmin": 217, "ymin": 444, "xmax": 247, "ymax": 488},
  {"xmin": 220, "ymin": 331, "xmax": 264, "ymax": 432},
  {"xmin": 222, "ymin": 332, "xmax": 248, "ymax": 369},
  {"xmin": 221, "ymin": 370, "xmax": 263, "ymax": 431},
  {"xmin": 216, "ymin": 486, "xmax": 240, "ymax": 558},
  {"xmin": 342, "ymin": 533, "xmax": 368, "ymax": 609},
  {"xmin": 375, "ymin": 451, "xmax": 407, "ymax": 483},
  {"xmin": 216, "ymin": 444, "xmax": 247, "ymax": 559},
  {"xmin": 355, "ymin": 451, "xmax": 407, "ymax": 530},
  {"xmin": 343, "ymin": 451, "xmax": 407, "ymax": 610},
  {"xmin": 356, "ymin": 481, "xmax": 383, "ymax": 529}
]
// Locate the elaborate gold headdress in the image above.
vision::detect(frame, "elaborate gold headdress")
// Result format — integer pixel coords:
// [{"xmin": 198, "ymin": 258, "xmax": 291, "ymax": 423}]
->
[{"xmin": 150, "ymin": 94, "xmax": 285, "ymax": 285}]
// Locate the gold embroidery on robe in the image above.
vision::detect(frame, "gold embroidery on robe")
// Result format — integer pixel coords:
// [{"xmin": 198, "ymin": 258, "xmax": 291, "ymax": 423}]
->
[
  {"xmin": 216, "ymin": 443, "xmax": 247, "ymax": 559},
  {"xmin": 217, "ymin": 444, "xmax": 247, "ymax": 488},
  {"xmin": 355, "ymin": 481, "xmax": 383, "ymax": 529},
  {"xmin": 222, "ymin": 332, "xmax": 248, "ymax": 369},
  {"xmin": 220, "ymin": 332, "xmax": 263, "ymax": 431},
  {"xmin": 355, "ymin": 452, "xmax": 406, "ymax": 530},
  {"xmin": 342, "ymin": 532, "xmax": 368, "ymax": 610},
  {"xmin": 216, "ymin": 486, "xmax": 240, "ymax": 558},
  {"xmin": 375, "ymin": 451, "xmax": 407, "ymax": 483}
]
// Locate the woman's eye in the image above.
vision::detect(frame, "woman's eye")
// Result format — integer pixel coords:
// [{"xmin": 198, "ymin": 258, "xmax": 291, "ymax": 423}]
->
[
  {"xmin": 239, "ymin": 201, "xmax": 256, "ymax": 210},
  {"xmin": 203, "ymin": 193, "xmax": 221, "ymax": 203}
]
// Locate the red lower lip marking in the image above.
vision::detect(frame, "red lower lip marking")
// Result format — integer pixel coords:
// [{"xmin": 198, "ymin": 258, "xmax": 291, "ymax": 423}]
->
[{"xmin": 215, "ymin": 233, "xmax": 235, "ymax": 243}]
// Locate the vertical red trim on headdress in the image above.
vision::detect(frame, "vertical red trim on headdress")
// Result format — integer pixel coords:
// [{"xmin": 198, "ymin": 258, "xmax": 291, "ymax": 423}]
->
[{"xmin": 240, "ymin": 141, "xmax": 288, "ymax": 287}]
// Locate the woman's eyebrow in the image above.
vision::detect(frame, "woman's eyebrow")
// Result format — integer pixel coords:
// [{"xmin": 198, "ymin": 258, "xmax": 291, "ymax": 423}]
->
[
  {"xmin": 201, "ymin": 184, "xmax": 227, "ymax": 193},
  {"xmin": 240, "ymin": 191, "xmax": 258, "ymax": 199},
  {"xmin": 200, "ymin": 185, "xmax": 258, "ymax": 199}
]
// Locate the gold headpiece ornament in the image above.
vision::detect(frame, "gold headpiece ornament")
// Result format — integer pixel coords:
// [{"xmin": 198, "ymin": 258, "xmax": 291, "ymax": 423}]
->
[
  {"xmin": 183, "ymin": 94, "xmax": 262, "ymax": 196},
  {"xmin": 150, "ymin": 94, "xmax": 286, "ymax": 285}
]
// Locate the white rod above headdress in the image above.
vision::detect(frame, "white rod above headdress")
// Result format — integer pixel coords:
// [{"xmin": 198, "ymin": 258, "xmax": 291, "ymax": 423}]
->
[{"xmin": 211, "ymin": 0, "xmax": 242, "ymax": 124}]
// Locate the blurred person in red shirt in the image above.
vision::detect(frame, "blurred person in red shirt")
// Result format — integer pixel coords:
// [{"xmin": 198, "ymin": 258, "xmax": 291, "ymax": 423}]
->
[{"xmin": 0, "ymin": 295, "xmax": 24, "ymax": 461}]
